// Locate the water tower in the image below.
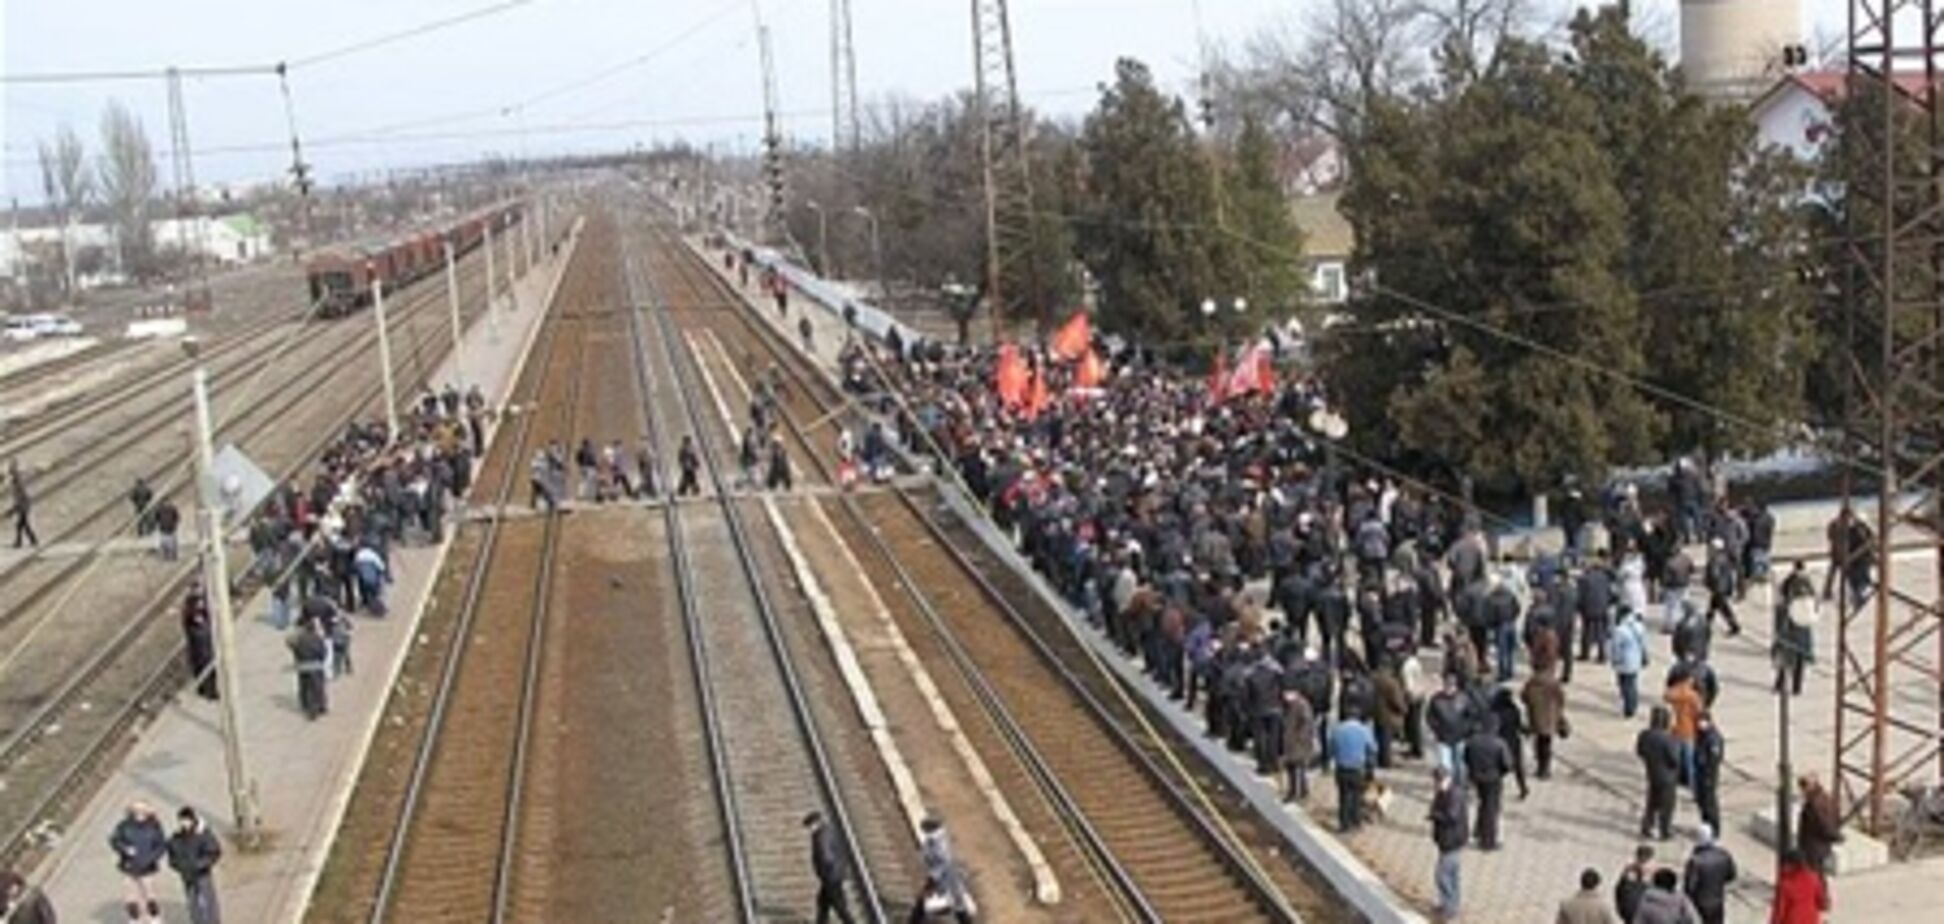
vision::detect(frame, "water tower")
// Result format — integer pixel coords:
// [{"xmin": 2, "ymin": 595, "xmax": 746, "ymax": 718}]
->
[{"xmin": 1680, "ymin": 0, "xmax": 1805, "ymax": 99}]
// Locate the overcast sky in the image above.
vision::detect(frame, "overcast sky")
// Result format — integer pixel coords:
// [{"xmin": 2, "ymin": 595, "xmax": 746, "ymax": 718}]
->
[{"xmin": 2, "ymin": 0, "xmax": 1843, "ymax": 204}]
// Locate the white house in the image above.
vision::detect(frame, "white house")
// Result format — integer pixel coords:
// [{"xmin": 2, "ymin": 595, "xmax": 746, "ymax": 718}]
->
[
  {"xmin": 1748, "ymin": 69, "xmax": 1935, "ymax": 162},
  {"xmin": 1291, "ymin": 192, "xmax": 1354, "ymax": 305}
]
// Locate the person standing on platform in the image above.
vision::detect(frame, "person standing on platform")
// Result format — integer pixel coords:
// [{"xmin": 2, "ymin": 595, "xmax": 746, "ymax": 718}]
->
[
  {"xmin": 1770, "ymin": 848, "xmax": 1830, "ymax": 924},
  {"xmin": 0, "ymin": 868, "xmax": 57, "ymax": 924},
  {"xmin": 1557, "ymin": 868, "xmax": 1617, "ymax": 924},
  {"xmin": 1692, "ymin": 712, "xmax": 1725, "ymax": 836},
  {"xmin": 1281, "ymin": 688, "xmax": 1316, "ymax": 803},
  {"xmin": 1610, "ymin": 608, "xmax": 1648, "ymax": 718},
  {"xmin": 166, "ymin": 807, "xmax": 222, "ymax": 924},
  {"xmin": 804, "ymin": 812, "xmax": 855, "ymax": 924},
  {"xmin": 1428, "ymin": 765, "xmax": 1467, "ymax": 920},
  {"xmin": 767, "ymin": 434, "xmax": 794, "ymax": 492},
  {"xmin": 1681, "ymin": 825, "xmax": 1737, "ymax": 924},
  {"xmin": 1462, "ymin": 713, "xmax": 1511, "ymax": 850},
  {"xmin": 181, "ymin": 585, "xmax": 217, "ymax": 700},
  {"xmin": 1636, "ymin": 706, "xmax": 1680, "ymax": 841},
  {"xmin": 1614, "ymin": 844, "xmax": 1655, "ymax": 923},
  {"xmin": 1796, "ymin": 773, "xmax": 1843, "ymax": 882},
  {"xmin": 109, "ymin": 802, "xmax": 166, "ymax": 924},
  {"xmin": 1523, "ymin": 663, "xmax": 1567, "ymax": 779},
  {"xmin": 154, "ymin": 499, "xmax": 181, "ymax": 561},
  {"xmin": 287, "ymin": 620, "xmax": 329, "ymax": 720},
  {"xmin": 1329, "ymin": 709, "xmax": 1379, "ymax": 833}
]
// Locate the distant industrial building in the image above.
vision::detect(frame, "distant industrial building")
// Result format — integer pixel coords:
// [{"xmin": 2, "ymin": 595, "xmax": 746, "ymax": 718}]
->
[{"xmin": 1, "ymin": 213, "xmax": 273, "ymax": 286}]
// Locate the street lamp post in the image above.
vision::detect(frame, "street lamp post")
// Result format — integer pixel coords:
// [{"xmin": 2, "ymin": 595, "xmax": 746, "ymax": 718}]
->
[
  {"xmin": 806, "ymin": 200, "xmax": 831, "ymax": 278},
  {"xmin": 1773, "ymin": 578, "xmax": 1796, "ymax": 863},
  {"xmin": 184, "ymin": 336, "xmax": 262, "ymax": 844},
  {"xmin": 483, "ymin": 219, "xmax": 501, "ymax": 339},
  {"xmin": 852, "ymin": 205, "xmax": 884, "ymax": 301},
  {"xmin": 443, "ymin": 237, "xmax": 469, "ymax": 391},
  {"xmin": 370, "ymin": 271, "xmax": 399, "ymax": 442}
]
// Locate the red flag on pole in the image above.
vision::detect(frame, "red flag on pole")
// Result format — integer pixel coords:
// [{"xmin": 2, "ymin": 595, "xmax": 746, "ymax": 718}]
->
[
  {"xmin": 1026, "ymin": 369, "xmax": 1051, "ymax": 419},
  {"xmin": 1207, "ymin": 350, "xmax": 1230, "ymax": 403},
  {"xmin": 1075, "ymin": 348, "xmax": 1106, "ymax": 390},
  {"xmin": 1227, "ymin": 343, "xmax": 1274, "ymax": 397},
  {"xmin": 1049, "ymin": 310, "xmax": 1091, "ymax": 361},
  {"xmin": 995, "ymin": 344, "xmax": 1028, "ymax": 407}
]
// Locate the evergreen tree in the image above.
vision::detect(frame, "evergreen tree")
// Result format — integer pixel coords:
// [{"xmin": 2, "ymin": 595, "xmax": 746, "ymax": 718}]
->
[
  {"xmin": 1076, "ymin": 58, "xmax": 1233, "ymax": 346},
  {"xmin": 1225, "ymin": 116, "xmax": 1309, "ymax": 323}
]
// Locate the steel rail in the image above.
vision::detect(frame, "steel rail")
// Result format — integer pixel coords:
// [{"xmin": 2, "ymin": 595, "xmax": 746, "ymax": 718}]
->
[
  {"xmin": 0, "ymin": 256, "xmax": 489, "ymax": 639},
  {"xmin": 0, "ymin": 339, "xmax": 129, "ymax": 392},
  {"xmin": 365, "ymin": 262, "xmax": 572, "ymax": 924},
  {"xmin": 616, "ymin": 231, "xmax": 757, "ymax": 922},
  {"xmin": 637, "ymin": 220, "xmax": 889, "ymax": 923},
  {"xmin": 0, "ymin": 295, "xmax": 476, "ymax": 865},
  {"xmin": 665, "ymin": 226, "xmax": 1303, "ymax": 921}
]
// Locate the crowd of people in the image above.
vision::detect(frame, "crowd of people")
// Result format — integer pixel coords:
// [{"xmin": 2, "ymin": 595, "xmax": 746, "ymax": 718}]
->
[{"xmin": 838, "ymin": 325, "xmax": 1857, "ymax": 923}]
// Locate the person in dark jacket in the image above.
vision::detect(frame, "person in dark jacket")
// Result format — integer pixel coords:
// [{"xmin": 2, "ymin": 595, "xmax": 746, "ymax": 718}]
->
[
  {"xmin": 1281, "ymin": 689, "xmax": 1316, "ymax": 802},
  {"xmin": 1247, "ymin": 648, "xmax": 1285, "ymax": 774},
  {"xmin": 676, "ymin": 435, "xmax": 701, "ymax": 497},
  {"xmin": 1488, "ymin": 686, "xmax": 1530, "ymax": 800},
  {"xmin": 1702, "ymin": 539, "xmax": 1742, "ymax": 635},
  {"xmin": 109, "ymin": 802, "xmax": 166, "ymax": 923},
  {"xmin": 1614, "ymin": 844, "xmax": 1654, "ymax": 922},
  {"xmin": 0, "ymin": 868, "xmax": 57, "ymax": 924},
  {"xmin": 181, "ymin": 586, "xmax": 218, "ymax": 700},
  {"xmin": 1681, "ymin": 825, "xmax": 1737, "ymax": 924},
  {"xmin": 1577, "ymin": 555, "xmax": 1616, "ymax": 663},
  {"xmin": 130, "ymin": 477, "xmax": 156, "ymax": 536},
  {"xmin": 805, "ymin": 811, "xmax": 855, "ymax": 924},
  {"xmin": 1636, "ymin": 706, "xmax": 1681, "ymax": 841},
  {"xmin": 1484, "ymin": 576, "xmax": 1521, "ymax": 681},
  {"xmin": 1692, "ymin": 712, "xmax": 1725, "ymax": 836},
  {"xmin": 1635, "ymin": 868, "xmax": 1701, "ymax": 924},
  {"xmin": 1429, "ymin": 766, "xmax": 1468, "ymax": 919},
  {"xmin": 1462, "ymin": 714, "xmax": 1512, "ymax": 850},
  {"xmin": 288, "ymin": 621, "xmax": 329, "ymax": 720},
  {"xmin": 166, "ymin": 806, "xmax": 222, "ymax": 924}
]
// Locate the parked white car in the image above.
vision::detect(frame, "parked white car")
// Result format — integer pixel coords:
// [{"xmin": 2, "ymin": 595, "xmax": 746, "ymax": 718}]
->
[{"xmin": 2, "ymin": 313, "xmax": 84, "ymax": 341}]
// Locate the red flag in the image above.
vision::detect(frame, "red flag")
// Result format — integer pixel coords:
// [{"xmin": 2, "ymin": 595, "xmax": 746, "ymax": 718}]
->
[
  {"xmin": 1227, "ymin": 343, "xmax": 1276, "ymax": 397},
  {"xmin": 995, "ymin": 344, "xmax": 1028, "ymax": 407},
  {"xmin": 1207, "ymin": 350, "xmax": 1229, "ymax": 403},
  {"xmin": 1049, "ymin": 310, "xmax": 1091, "ymax": 361},
  {"xmin": 1026, "ymin": 369, "xmax": 1052, "ymax": 419},
  {"xmin": 1075, "ymin": 348, "xmax": 1106, "ymax": 390}
]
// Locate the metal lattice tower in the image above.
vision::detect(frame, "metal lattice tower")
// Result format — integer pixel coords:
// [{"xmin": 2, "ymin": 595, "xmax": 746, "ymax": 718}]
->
[
  {"xmin": 971, "ymin": 0, "xmax": 1044, "ymax": 336},
  {"xmin": 1834, "ymin": 0, "xmax": 1944, "ymax": 835},
  {"xmin": 165, "ymin": 68, "xmax": 211, "ymax": 309},
  {"xmin": 829, "ymin": 0, "xmax": 861, "ymax": 153},
  {"xmin": 758, "ymin": 23, "xmax": 787, "ymax": 235}
]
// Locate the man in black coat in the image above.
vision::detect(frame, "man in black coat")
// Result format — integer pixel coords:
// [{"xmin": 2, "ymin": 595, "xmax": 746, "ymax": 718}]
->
[
  {"xmin": 1247, "ymin": 649, "xmax": 1285, "ymax": 774},
  {"xmin": 1682, "ymin": 826, "xmax": 1738, "ymax": 924},
  {"xmin": 1462, "ymin": 714, "xmax": 1512, "ymax": 850},
  {"xmin": 1636, "ymin": 706, "xmax": 1681, "ymax": 840},
  {"xmin": 1576, "ymin": 557, "xmax": 1615, "ymax": 663},
  {"xmin": 1428, "ymin": 766, "xmax": 1468, "ymax": 919},
  {"xmin": 805, "ymin": 811, "xmax": 855, "ymax": 924},
  {"xmin": 1693, "ymin": 712, "xmax": 1726, "ymax": 836},
  {"xmin": 167, "ymin": 806, "xmax": 222, "ymax": 924},
  {"xmin": 1427, "ymin": 673, "xmax": 1477, "ymax": 784}
]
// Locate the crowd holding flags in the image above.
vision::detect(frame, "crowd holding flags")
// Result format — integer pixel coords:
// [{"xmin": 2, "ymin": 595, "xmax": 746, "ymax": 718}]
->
[{"xmin": 990, "ymin": 308, "xmax": 1279, "ymax": 416}]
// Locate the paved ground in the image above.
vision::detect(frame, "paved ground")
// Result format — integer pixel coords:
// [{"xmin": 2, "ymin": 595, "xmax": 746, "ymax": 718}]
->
[{"xmin": 22, "ymin": 226, "xmax": 575, "ymax": 924}]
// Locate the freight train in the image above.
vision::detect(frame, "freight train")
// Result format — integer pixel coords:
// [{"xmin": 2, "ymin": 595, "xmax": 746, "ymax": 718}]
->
[{"xmin": 304, "ymin": 201, "xmax": 523, "ymax": 318}]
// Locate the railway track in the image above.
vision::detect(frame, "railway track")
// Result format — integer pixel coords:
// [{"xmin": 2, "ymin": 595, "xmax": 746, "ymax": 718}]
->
[
  {"xmin": 0, "ymin": 338, "xmax": 131, "ymax": 393},
  {"xmin": 364, "ymin": 230, "xmax": 588, "ymax": 924},
  {"xmin": 661, "ymin": 221, "xmax": 1337, "ymax": 921},
  {"xmin": 0, "ymin": 247, "xmax": 513, "ymax": 871},
  {"xmin": 634, "ymin": 217, "xmax": 912, "ymax": 921}
]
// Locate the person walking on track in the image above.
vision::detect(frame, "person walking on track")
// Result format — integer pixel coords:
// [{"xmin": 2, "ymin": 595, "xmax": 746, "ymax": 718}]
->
[
  {"xmin": 166, "ymin": 806, "xmax": 222, "ymax": 924},
  {"xmin": 8, "ymin": 459, "xmax": 36, "ymax": 549},
  {"xmin": 908, "ymin": 817, "xmax": 973, "ymax": 923},
  {"xmin": 677, "ymin": 436, "xmax": 701, "ymax": 497},
  {"xmin": 805, "ymin": 812, "xmax": 855, "ymax": 924},
  {"xmin": 109, "ymin": 801, "xmax": 166, "ymax": 923}
]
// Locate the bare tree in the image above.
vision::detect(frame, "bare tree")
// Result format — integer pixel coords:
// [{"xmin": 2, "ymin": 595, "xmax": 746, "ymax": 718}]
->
[
  {"xmin": 1413, "ymin": 0, "xmax": 1534, "ymax": 85},
  {"xmin": 97, "ymin": 100, "xmax": 158, "ymax": 279},
  {"xmin": 36, "ymin": 125, "xmax": 91, "ymax": 294}
]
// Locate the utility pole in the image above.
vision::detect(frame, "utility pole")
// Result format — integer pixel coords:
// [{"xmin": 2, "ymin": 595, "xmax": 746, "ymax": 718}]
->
[
  {"xmin": 971, "ymin": 0, "xmax": 1043, "ymax": 338},
  {"xmin": 484, "ymin": 216, "xmax": 501, "ymax": 338},
  {"xmin": 443, "ymin": 238, "xmax": 469, "ymax": 390},
  {"xmin": 754, "ymin": 3, "xmax": 787, "ymax": 238},
  {"xmin": 371, "ymin": 271, "xmax": 399, "ymax": 441},
  {"xmin": 828, "ymin": 0, "xmax": 861, "ymax": 154},
  {"xmin": 185, "ymin": 337, "xmax": 261, "ymax": 845}
]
